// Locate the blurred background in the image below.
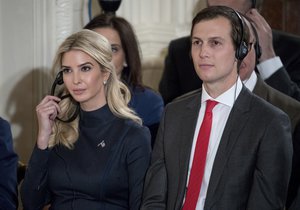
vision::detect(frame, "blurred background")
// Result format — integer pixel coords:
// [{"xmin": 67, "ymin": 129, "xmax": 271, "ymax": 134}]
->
[{"xmin": 0, "ymin": 0, "xmax": 299, "ymax": 166}]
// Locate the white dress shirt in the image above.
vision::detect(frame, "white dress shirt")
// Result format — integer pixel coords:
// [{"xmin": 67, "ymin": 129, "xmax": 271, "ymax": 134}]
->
[
  {"xmin": 257, "ymin": 56, "xmax": 283, "ymax": 79},
  {"xmin": 243, "ymin": 70, "xmax": 257, "ymax": 92},
  {"xmin": 185, "ymin": 78, "xmax": 243, "ymax": 210}
]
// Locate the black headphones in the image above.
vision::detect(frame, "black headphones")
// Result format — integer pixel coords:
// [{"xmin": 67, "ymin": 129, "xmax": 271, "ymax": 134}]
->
[
  {"xmin": 233, "ymin": 10, "xmax": 249, "ymax": 61},
  {"xmin": 51, "ymin": 71, "xmax": 79, "ymax": 123},
  {"xmin": 50, "ymin": 71, "xmax": 64, "ymax": 95}
]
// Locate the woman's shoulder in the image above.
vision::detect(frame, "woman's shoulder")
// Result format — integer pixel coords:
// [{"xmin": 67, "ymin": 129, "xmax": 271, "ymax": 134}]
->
[
  {"xmin": 122, "ymin": 118, "xmax": 151, "ymax": 144},
  {"xmin": 123, "ymin": 118, "xmax": 148, "ymax": 132},
  {"xmin": 132, "ymin": 86, "xmax": 163, "ymax": 103},
  {"xmin": 129, "ymin": 86, "xmax": 164, "ymax": 126}
]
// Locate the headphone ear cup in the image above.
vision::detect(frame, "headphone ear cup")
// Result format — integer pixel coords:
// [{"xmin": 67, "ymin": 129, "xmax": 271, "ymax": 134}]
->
[
  {"xmin": 51, "ymin": 71, "xmax": 64, "ymax": 96},
  {"xmin": 56, "ymin": 71, "xmax": 64, "ymax": 85},
  {"xmin": 236, "ymin": 41, "xmax": 248, "ymax": 60}
]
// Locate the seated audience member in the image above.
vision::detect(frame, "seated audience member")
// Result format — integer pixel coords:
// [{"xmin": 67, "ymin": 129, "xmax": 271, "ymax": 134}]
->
[
  {"xmin": 290, "ymin": 188, "xmax": 300, "ymax": 210},
  {"xmin": 289, "ymin": 123, "xmax": 300, "ymax": 210},
  {"xmin": 159, "ymin": 0, "xmax": 300, "ymax": 104},
  {"xmin": 0, "ymin": 117, "xmax": 18, "ymax": 210},
  {"xmin": 84, "ymin": 14, "xmax": 164, "ymax": 146},
  {"xmin": 241, "ymin": 16, "xmax": 300, "ymax": 209},
  {"xmin": 141, "ymin": 6, "xmax": 293, "ymax": 210},
  {"xmin": 21, "ymin": 29, "xmax": 151, "ymax": 210}
]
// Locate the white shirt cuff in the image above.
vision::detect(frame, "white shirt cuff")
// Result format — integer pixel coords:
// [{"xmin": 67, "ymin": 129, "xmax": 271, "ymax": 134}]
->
[{"xmin": 257, "ymin": 56, "xmax": 283, "ymax": 79}]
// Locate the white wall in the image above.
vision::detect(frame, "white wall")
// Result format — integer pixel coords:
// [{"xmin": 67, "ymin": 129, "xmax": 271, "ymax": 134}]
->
[
  {"xmin": 0, "ymin": 0, "xmax": 206, "ymax": 163},
  {"xmin": 0, "ymin": 0, "xmax": 36, "ymax": 162}
]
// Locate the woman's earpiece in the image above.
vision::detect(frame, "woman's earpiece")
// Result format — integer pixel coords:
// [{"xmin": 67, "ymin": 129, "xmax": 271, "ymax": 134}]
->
[
  {"xmin": 50, "ymin": 71, "xmax": 79, "ymax": 123},
  {"xmin": 51, "ymin": 71, "xmax": 64, "ymax": 96},
  {"xmin": 56, "ymin": 71, "xmax": 64, "ymax": 85}
]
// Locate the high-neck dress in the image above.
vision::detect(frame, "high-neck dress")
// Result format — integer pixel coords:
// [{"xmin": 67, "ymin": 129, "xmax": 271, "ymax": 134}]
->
[{"xmin": 21, "ymin": 104, "xmax": 151, "ymax": 210}]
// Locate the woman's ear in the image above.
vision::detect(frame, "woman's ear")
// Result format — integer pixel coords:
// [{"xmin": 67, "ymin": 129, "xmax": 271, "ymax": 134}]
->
[{"xmin": 103, "ymin": 71, "xmax": 111, "ymax": 84}]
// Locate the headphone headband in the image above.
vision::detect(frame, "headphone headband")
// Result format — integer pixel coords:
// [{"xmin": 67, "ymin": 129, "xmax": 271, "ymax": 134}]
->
[{"xmin": 233, "ymin": 10, "xmax": 248, "ymax": 60}]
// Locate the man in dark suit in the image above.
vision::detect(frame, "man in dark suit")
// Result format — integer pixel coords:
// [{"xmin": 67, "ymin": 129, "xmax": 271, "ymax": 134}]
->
[
  {"xmin": 241, "ymin": 17, "xmax": 300, "ymax": 209},
  {"xmin": 159, "ymin": 0, "xmax": 300, "ymax": 104},
  {"xmin": 0, "ymin": 117, "xmax": 18, "ymax": 210},
  {"xmin": 288, "ymin": 123, "xmax": 300, "ymax": 210},
  {"xmin": 141, "ymin": 6, "xmax": 293, "ymax": 210}
]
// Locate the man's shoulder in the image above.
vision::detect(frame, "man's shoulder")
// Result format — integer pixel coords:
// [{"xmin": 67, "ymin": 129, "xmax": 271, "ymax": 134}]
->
[
  {"xmin": 251, "ymin": 91, "xmax": 291, "ymax": 124},
  {"xmin": 257, "ymin": 80, "xmax": 300, "ymax": 121},
  {"xmin": 239, "ymin": 87, "xmax": 288, "ymax": 119}
]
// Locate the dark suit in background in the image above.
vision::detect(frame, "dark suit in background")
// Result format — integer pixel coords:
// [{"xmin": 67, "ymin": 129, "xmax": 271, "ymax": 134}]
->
[
  {"xmin": 0, "ymin": 117, "xmax": 18, "ymax": 210},
  {"xmin": 252, "ymin": 76, "xmax": 300, "ymax": 208},
  {"xmin": 141, "ymin": 87, "xmax": 293, "ymax": 210},
  {"xmin": 289, "ymin": 122, "xmax": 300, "ymax": 210},
  {"xmin": 159, "ymin": 30, "xmax": 300, "ymax": 104}
]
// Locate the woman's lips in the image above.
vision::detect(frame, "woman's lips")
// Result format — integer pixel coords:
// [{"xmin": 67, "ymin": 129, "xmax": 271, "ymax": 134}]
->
[{"xmin": 72, "ymin": 89, "xmax": 85, "ymax": 95}]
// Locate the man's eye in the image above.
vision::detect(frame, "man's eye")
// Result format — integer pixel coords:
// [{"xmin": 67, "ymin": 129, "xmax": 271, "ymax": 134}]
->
[
  {"xmin": 192, "ymin": 40, "xmax": 201, "ymax": 46},
  {"xmin": 210, "ymin": 40, "xmax": 221, "ymax": 46}
]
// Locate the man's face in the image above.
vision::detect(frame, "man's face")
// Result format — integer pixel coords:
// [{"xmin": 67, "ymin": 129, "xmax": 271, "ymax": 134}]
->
[
  {"xmin": 191, "ymin": 16, "xmax": 238, "ymax": 90},
  {"xmin": 239, "ymin": 19, "xmax": 257, "ymax": 81},
  {"xmin": 207, "ymin": 0, "xmax": 252, "ymax": 14}
]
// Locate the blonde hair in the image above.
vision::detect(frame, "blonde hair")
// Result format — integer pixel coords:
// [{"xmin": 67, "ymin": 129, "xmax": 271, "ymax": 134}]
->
[{"xmin": 49, "ymin": 29, "xmax": 142, "ymax": 149}]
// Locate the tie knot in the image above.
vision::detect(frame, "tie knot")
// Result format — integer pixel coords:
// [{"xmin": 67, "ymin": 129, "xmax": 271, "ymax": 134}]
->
[{"xmin": 205, "ymin": 100, "xmax": 218, "ymax": 113}]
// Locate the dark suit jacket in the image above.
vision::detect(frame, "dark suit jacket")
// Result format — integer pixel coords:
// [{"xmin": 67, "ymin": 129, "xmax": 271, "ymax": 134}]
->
[
  {"xmin": 290, "ymin": 188, "xmax": 300, "ymax": 210},
  {"xmin": 141, "ymin": 87, "xmax": 293, "ymax": 210},
  {"xmin": 271, "ymin": 30, "xmax": 300, "ymax": 100},
  {"xmin": 253, "ymin": 76, "xmax": 300, "ymax": 132},
  {"xmin": 0, "ymin": 117, "xmax": 18, "ymax": 210},
  {"xmin": 253, "ymin": 77, "xmax": 300, "ymax": 209},
  {"xmin": 289, "ymin": 122, "xmax": 300, "ymax": 210},
  {"xmin": 159, "ymin": 30, "xmax": 300, "ymax": 104}
]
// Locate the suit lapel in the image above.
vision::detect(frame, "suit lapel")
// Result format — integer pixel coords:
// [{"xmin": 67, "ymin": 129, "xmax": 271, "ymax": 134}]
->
[
  {"xmin": 205, "ymin": 87, "xmax": 253, "ymax": 208},
  {"xmin": 175, "ymin": 92, "xmax": 202, "ymax": 209}
]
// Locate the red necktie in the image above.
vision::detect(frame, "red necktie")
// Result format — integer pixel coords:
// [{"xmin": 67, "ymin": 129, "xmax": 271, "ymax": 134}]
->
[{"xmin": 183, "ymin": 100, "xmax": 218, "ymax": 210}]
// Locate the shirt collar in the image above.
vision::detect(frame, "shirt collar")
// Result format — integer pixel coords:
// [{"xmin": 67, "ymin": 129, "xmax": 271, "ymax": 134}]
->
[
  {"xmin": 243, "ymin": 71, "xmax": 257, "ymax": 92},
  {"xmin": 201, "ymin": 77, "xmax": 243, "ymax": 108}
]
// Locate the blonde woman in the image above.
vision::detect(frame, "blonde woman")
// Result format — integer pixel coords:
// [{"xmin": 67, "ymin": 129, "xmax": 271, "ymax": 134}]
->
[
  {"xmin": 21, "ymin": 29, "xmax": 151, "ymax": 210},
  {"xmin": 84, "ymin": 14, "xmax": 164, "ymax": 147}
]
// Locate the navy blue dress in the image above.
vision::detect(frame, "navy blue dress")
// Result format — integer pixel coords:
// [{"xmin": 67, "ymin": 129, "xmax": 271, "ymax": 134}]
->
[
  {"xmin": 129, "ymin": 87, "xmax": 164, "ymax": 146},
  {"xmin": 21, "ymin": 105, "xmax": 151, "ymax": 210}
]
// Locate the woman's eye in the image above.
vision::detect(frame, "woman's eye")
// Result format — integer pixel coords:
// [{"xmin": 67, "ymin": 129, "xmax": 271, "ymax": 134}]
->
[
  {"xmin": 81, "ymin": 66, "xmax": 91, "ymax": 72},
  {"xmin": 111, "ymin": 46, "xmax": 119, "ymax": 53},
  {"xmin": 62, "ymin": 68, "xmax": 71, "ymax": 73}
]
